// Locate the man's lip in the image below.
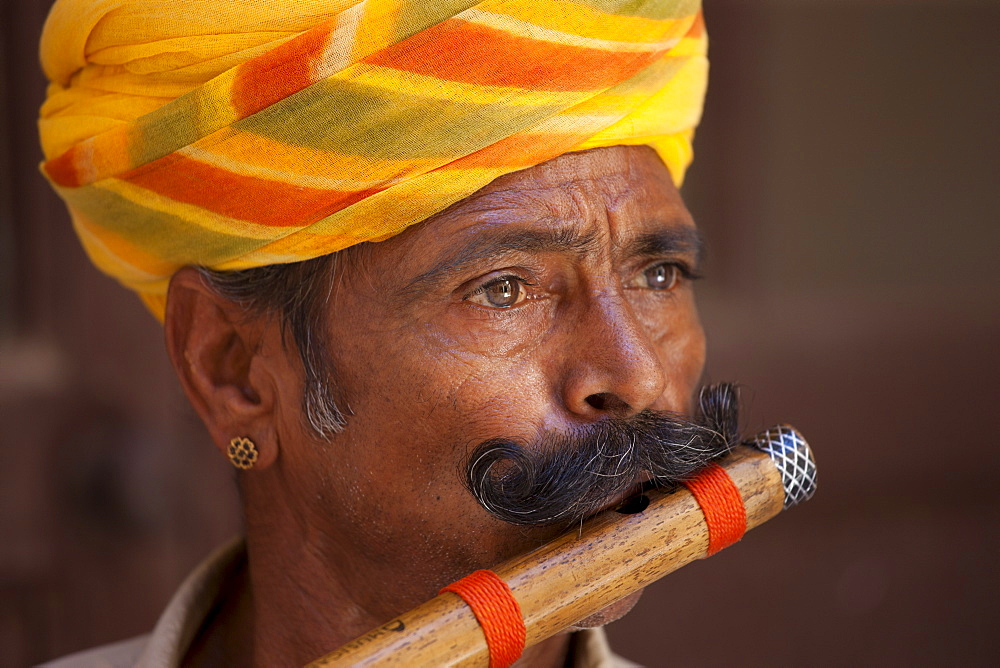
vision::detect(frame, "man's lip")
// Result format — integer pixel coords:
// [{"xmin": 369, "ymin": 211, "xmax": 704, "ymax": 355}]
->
[{"xmin": 595, "ymin": 472, "xmax": 656, "ymax": 516}]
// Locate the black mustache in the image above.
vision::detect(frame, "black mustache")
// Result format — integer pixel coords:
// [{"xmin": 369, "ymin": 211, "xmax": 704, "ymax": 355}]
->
[{"xmin": 465, "ymin": 383, "xmax": 741, "ymax": 527}]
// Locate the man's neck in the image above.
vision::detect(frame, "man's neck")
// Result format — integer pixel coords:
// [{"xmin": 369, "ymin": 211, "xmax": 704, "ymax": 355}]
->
[{"xmin": 183, "ymin": 556, "xmax": 254, "ymax": 668}]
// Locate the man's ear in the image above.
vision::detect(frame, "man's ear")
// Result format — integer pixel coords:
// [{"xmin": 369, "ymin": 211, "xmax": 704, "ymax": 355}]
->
[{"xmin": 164, "ymin": 267, "xmax": 279, "ymax": 470}]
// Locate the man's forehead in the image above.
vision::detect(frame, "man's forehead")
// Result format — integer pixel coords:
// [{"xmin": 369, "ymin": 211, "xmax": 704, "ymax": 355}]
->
[
  {"xmin": 447, "ymin": 146, "xmax": 677, "ymax": 216},
  {"xmin": 358, "ymin": 147, "xmax": 702, "ymax": 300},
  {"xmin": 389, "ymin": 146, "xmax": 694, "ymax": 263}
]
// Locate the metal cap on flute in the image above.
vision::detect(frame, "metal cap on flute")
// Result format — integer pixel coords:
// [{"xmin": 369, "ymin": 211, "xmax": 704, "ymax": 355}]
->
[{"xmin": 308, "ymin": 425, "xmax": 817, "ymax": 667}]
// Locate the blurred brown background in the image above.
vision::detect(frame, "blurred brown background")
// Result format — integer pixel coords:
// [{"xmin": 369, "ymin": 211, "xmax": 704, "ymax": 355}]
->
[{"xmin": 2, "ymin": 1, "xmax": 998, "ymax": 666}]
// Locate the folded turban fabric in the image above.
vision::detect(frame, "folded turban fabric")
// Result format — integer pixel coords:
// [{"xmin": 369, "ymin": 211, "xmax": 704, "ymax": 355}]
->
[{"xmin": 39, "ymin": 0, "xmax": 708, "ymax": 319}]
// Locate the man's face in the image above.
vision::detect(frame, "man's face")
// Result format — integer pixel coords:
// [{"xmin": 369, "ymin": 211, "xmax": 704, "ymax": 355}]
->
[{"xmin": 275, "ymin": 145, "xmax": 706, "ymax": 622}]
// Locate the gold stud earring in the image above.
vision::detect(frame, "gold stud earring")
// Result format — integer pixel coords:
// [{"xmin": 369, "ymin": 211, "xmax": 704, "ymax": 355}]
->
[{"xmin": 227, "ymin": 436, "xmax": 259, "ymax": 470}]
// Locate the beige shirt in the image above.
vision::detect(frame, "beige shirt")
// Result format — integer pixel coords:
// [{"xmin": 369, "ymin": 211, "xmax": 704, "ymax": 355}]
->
[{"xmin": 42, "ymin": 538, "xmax": 640, "ymax": 668}]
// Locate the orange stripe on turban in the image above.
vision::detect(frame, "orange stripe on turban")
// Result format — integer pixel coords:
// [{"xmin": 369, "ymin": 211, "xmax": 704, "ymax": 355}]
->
[{"xmin": 38, "ymin": 0, "xmax": 708, "ymax": 319}]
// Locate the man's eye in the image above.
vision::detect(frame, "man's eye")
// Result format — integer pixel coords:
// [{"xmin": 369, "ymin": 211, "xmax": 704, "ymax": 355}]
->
[
  {"xmin": 467, "ymin": 277, "xmax": 527, "ymax": 308},
  {"xmin": 640, "ymin": 263, "xmax": 680, "ymax": 290}
]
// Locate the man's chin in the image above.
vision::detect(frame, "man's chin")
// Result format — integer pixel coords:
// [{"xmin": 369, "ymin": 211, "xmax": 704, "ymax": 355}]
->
[{"xmin": 567, "ymin": 589, "xmax": 645, "ymax": 629}]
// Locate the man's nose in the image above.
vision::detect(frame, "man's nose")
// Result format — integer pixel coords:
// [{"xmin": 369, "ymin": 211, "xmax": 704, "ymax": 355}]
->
[{"xmin": 560, "ymin": 293, "xmax": 667, "ymax": 419}]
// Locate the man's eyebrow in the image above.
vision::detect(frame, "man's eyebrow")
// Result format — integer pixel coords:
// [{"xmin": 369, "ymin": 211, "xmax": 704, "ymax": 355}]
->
[
  {"xmin": 626, "ymin": 227, "xmax": 705, "ymax": 266},
  {"xmin": 404, "ymin": 225, "xmax": 601, "ymax": 292}
]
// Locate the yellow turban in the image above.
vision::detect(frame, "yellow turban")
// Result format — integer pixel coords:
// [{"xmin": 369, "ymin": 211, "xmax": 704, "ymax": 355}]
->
[{"xmin": 39, "ymin": 0, "xmax": 708, "ymax": 319}]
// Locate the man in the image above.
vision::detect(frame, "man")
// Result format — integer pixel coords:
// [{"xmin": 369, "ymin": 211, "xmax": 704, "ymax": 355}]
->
[{"xmin": 39, "ymin": 1, "xmax": 726, "ymax": 665}]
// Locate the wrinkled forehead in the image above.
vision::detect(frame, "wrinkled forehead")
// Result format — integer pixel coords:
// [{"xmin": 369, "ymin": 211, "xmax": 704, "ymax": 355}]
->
[
  {"xmin": 354, "ymin": 146, "xmax": 697, "ymax": 281},
  {"xmin": 427, "ymin": 147, "xmax": 687, "ymax": 235}
]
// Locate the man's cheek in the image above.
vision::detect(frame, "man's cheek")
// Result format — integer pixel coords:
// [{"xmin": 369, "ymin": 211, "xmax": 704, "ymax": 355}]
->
[
  {"xmin": 425, "ymin": 301, "xmax": 555, "ymax": 359},
  {"xmin": 441, "ymin": 361, "xmax": 552, "ymax": 426},
  {"xmin": 668, "ymin": 316, "xmax": 706, "ymax": 384},
  {"xmin": 647, "ymin": 312, "xmax": 705, "ymax": 407}
]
